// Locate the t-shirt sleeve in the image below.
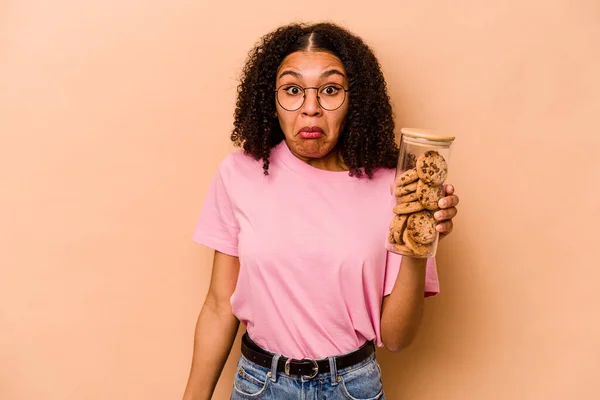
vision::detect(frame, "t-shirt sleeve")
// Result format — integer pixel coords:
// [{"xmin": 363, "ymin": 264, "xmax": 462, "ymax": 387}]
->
[
  {"xmin": 192, "ymin": 163, "xmax": 239, "ymax": 257},
  {"xmin": 383, "ymin": 251, "xmax": 440, "ymax": 297}
]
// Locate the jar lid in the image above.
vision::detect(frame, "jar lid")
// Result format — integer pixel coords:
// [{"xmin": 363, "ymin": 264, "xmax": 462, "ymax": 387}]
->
[{"xmin": 400, "ymin": 128, "xmax": 456, "ymax": 143}]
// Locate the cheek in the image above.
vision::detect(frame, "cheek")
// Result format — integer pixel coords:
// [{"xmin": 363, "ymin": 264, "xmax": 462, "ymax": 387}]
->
[
  {"xmin": 333, "ymin": 110, "xmax": 349, "ymax": 130},
  {"xmin": 277, "ymin": 114, "xmax": 297, "ymax": 134}
]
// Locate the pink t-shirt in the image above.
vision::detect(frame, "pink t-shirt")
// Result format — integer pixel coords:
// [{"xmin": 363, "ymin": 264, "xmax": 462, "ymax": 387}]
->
[{"xmin": 192, "ymin": 140, "xmax": 439, "ymax": 359}]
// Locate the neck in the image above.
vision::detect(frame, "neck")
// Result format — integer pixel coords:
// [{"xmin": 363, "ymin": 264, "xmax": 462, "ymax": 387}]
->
[{"xmin": 294, "ymin": 148, "xmax": 348, "ymax": 172}]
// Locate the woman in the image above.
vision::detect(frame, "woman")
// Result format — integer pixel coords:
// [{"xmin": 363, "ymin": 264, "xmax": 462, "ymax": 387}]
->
[{"xmin": 183, "ymin": 22, "xmax": 459, "ymax": 400}]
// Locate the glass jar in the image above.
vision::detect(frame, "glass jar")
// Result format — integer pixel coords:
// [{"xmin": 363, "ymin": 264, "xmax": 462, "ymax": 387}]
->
[{"xmin": 385, "ymin": 128, "xmax": 456, "ymax": 258}]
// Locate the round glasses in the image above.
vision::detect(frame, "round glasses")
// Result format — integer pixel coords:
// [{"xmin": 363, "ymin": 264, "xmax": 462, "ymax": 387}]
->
[{"xmin": 275, "ymin": 83, "xmax": 350, "ymax": 111}]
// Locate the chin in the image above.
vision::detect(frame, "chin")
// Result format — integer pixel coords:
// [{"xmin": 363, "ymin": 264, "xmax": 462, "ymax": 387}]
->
[{"xmin": 293, "ymin": 141, "xmax": 333, "ymax": 159}]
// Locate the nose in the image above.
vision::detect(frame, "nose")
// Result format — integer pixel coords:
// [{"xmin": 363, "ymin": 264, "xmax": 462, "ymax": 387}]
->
[{"xmin": 301, "ymin": 88, "xmax": 322, "ymax": 116}]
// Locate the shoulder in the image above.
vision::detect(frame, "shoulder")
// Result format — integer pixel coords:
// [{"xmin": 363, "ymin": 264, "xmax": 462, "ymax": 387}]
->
[
  {"xmin": 371, "ymin": 167, "xmax": 395, "ymax": 179},
  {"xmin": 346, "ymin": 167, "xmax": 396, "ymax": 197},
  {"xmin": 365, "ymin": 167, "xmax": 396, "ymax": 184},
  {"xmin": 219, "ymin": 147, "xmax": 259, "ymax": 168},
  {"xmin": 215, "ymin": 147, "xmax": 263, "ymax": 182}
]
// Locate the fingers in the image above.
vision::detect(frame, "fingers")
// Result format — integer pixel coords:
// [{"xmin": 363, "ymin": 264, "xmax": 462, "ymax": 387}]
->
[
  {"xmin": 434, "ymin": 207, "xmax": 457, "ymax": 222},
  {"xmin": 444, "ymin": 184, "xmax": 455, "ymax": 195},
  {"xmin": 436, "ymin": 219, "xmax": 453, "ymax": 234},
  {"xmin": 437, "ymin": 184, "xmax": 458, "ymax": 238},
  {"xmin": 438, "ymin": 194, "xmax": 459, "ymax": 209}
]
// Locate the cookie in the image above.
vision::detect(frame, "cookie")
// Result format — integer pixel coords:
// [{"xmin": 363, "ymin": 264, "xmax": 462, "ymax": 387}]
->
[
  {"xmin": 404, "ymin": 153, "xmax": 417, "ymax": 170},
  {"xmin": 395, "ymin": 181, "xmax": 418, "ymax": 197},
  {"xmin": 393, "ymin": 230, "xmax": 401, "ymax": 244},
  {"xmin": 406, "ymin": 210, "xmax": 437, "ymax": 245},
  {"xmin": 388, "ymin": 230, "xmax": 395, "ymax": 244},
  {"xmin": 417, "ymin": 180, "xmax": 445, "ymax": 210},
  {"xmin": 395, "ymin": 168, "xmax": 418, "ymax": 186},
  {"xmin": 398, "ymin": 192, "xmax": 418, "ymax": 203},
  {"xmin": 388, "ymin": 214, "xmax": 408, "ymax": 244},
  {"xmin": 393, "ymin": 201, "xmax": 424, "ymax": 215},
  {"xmin": 403, "ymin": 228, "xmax": 432, "ymax": 257},
  {"xmin": 393, "ymin": 214, "xmax": 408, "ymax": 231},
  {"xmin": 393, "ymin": 243, "xmax": 414, "ymax": 255},
  {"xmin": 394, "ymin": 215, "xmax": 408, "ymax": 241},
  {"xmin": 416, "ymin": 150, "xmax": 448, "ymax": 185},
  {"xmin": 389, "ymin": 214, "xmax": 401, "ymax": 230}
]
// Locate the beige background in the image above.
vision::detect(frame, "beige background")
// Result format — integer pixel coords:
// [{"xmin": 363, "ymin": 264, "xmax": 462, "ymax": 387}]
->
[{"xmin": 1, "ymin": 0, "xmax": 599, "ymax": 399}]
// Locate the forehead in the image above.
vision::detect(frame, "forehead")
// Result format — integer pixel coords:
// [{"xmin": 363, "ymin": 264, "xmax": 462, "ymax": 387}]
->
[{"xmin": 277, "ymin": 51, "xmax": 346, "ymax": 79}]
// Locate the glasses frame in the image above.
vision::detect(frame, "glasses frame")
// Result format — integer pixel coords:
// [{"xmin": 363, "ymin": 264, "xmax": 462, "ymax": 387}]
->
[{"xmin": 274, "ymin": 83, "xmax": 350, "ymax": 112}]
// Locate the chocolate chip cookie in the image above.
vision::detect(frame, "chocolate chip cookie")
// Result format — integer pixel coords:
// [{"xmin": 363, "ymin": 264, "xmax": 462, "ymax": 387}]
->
[
  {"xmin": 398, "ymin": 192, "xmax": 419, "ymax": 203},
  {"xmin": 393, "ymin": 243, "xmax": 414, "ymax": 255},
  {"xmin": 395, "ymin": 181, "xmax": 418, "ymax": 197},
  {"xmin": 395, "ymin": 168, "xmax": 418, "ymax": 186},
  {"xmin": 406, "ymin": 210, "xmax": 437, "ymax": 245},
  {"xmin": 388, "ymin": 214, "xmax": 408, "ymax": 245},
  {"xmin": 393, "ymin": 201, "xmax": 424, "ymax": 215},
  {"xmin": 416, "ymin": 150, "xmax": 448, "ymax": 185},
  {"xmin": 403, "ymin": 228, "xmax": 431, "ymax": 257},
  {"xmin": 417, "ymin": 180, "xmax": 445, "ymax": 210}
]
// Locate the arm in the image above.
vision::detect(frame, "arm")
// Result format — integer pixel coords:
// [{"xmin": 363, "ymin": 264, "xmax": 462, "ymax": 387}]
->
[
  {"xmin": 380, "ymin": 257, "xmax": 426, "ymax": 352},
  {"xmin": 182, "ymin": 251, "xmax": 241, "ymax": 400},
  {"xmin": 380, "ymin": 184, "xmax": 459, "ymax": 352}
]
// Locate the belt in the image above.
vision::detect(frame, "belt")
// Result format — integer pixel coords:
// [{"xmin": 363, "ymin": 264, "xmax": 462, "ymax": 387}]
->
[{"xmin": 240, "ymin": 333, "xmax": 375, "ymax": 379}]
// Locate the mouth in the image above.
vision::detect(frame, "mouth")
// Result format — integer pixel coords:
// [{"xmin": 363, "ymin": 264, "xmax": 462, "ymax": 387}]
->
[{"xmin": 298, "ymin": 126, "xmax": 324, "ymax": 139}]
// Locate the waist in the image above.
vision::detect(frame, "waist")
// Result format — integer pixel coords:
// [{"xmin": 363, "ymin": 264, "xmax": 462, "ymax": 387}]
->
[{"xmin": 240, "ymin": 332, "xmax": 376, "ymax": 379}]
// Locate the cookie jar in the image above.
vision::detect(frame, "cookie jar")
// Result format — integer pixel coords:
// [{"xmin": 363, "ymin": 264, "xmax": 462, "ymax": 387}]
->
[{"xmin": 385, "ymin": 128, "xmax": 456, "ymax": 258}]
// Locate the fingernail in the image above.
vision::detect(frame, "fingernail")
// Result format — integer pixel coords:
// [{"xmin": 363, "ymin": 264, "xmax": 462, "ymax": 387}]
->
[
  {"xmin": 435, "ymin": 211, "xmax": 443, "ymax": 220},
  {"xmin": 436, "ymin": 225, "xmax": 442, "ymax": 232},
  {"xmin": 439, "ymin": 200, "xmax": 446, "ymax": 208}
]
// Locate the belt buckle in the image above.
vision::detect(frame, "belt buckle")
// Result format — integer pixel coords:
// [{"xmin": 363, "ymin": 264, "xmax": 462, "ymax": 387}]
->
[{"xmin": 284, "ymin": 358, "xmax": 319, "ymax": 379}]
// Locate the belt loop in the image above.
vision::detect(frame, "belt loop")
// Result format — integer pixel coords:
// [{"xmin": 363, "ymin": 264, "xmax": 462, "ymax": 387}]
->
[
  {"xmin": 328, "ymin": 356, "xmax": 338, "ymax": 386},
  {"xmin": 270, "ymin": 353, "xmax": 281, "ymax": 382}
]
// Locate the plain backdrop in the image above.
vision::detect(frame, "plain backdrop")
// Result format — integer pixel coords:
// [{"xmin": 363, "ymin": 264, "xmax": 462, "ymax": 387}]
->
[{"xmin": 1, "ymin": 0, "xmax": 599, "ymax": 399}]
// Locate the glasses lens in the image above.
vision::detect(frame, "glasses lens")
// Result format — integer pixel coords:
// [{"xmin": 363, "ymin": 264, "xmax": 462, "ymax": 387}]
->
[
  {"xmin": 277, "ymin": 85, "xmax": 305, "ymax": 111},
  {"xmin": 318, "ymin": 84, "xmax": 345, "ymax": 110},
  {"xmin": 276, "ymin": 84, "xmax": 347, "ymax": 111}
]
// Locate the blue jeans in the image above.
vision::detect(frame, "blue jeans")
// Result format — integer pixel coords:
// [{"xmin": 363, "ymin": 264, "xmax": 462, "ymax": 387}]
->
[{"xmin": 230, "ymin": 351, "xmax": 386, "ymax": 399}]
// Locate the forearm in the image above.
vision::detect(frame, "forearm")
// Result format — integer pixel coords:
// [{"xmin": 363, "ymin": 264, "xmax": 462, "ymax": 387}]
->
[
  {"xmin": 182, "ymin": 300, "xmax": 240, "ymax": 400},
  {"xmin": 380, "ymin": 256, "xmax": 427, "ymax": 352}
]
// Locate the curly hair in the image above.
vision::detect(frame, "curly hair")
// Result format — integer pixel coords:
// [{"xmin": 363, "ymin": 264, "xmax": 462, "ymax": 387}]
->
[{"xmin": 230, "ymin": 22, "xmax": 399, "ymax": 178}]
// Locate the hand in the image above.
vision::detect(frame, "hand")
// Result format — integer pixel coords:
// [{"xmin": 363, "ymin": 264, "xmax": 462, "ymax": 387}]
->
[{"xmin": 434, "ymin": 184, "xmax": 459, "ymax": 240}]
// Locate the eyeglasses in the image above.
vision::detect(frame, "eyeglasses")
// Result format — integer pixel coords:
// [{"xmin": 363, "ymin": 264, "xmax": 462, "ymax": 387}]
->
[{"xmin": 275, "ymin": 83, "xmax": 350, "ymax": 111}]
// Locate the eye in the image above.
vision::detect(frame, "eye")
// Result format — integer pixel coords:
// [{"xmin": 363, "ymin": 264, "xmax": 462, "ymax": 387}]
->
[
  {"xmin": 321, "ymin": 85, "xmax": 341, "ymax": 96},
  {"xmin": 283, "ymin": 85, "xmax": 303, "ymax": 96}
]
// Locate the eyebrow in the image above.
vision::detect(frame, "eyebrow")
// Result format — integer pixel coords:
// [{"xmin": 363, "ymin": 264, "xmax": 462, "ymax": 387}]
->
[{"xmin": 278, "ymin": 69, "xmax": 346, "ymax": 80}]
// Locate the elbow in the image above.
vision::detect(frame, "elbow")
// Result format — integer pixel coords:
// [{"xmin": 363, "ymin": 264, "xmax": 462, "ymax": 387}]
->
[
  {"xmin": 380, "ymin": 309, "xmax": 424, "ymax": 353},
  {"xmin": 383, "ymin": 339, "xmax": 412, "ymax": 353},
  {"xmin": 384, "ymin": 343, "xmax": 403, "ymax": 353},
  {"xmin": 381, "ymin": 331, "xmax": 418, "ymax": 353},
  {"xmin": 385, "ymin": 346, "xmax": 402, "ymax": 353}
]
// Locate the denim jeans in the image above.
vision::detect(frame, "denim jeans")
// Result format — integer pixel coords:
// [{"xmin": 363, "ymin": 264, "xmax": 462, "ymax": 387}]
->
[{"xmin": 230, "ymin": 350, "xmax": 385, "ymax": 399}]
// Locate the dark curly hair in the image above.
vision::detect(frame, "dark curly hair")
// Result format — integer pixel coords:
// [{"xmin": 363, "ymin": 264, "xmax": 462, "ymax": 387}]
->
[{"xmin": 230, "ymin": 21, "xmax": 399, "ymax": 178}]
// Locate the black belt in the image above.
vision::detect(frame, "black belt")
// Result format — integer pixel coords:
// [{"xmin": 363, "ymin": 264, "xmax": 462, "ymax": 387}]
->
[{"xmin": 240, "ymin": 333, "xmax": 375, "ymax": 379}]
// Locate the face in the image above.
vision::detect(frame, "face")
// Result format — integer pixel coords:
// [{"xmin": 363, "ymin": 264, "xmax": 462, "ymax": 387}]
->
[{"xmin": 275, "ymin": 51, "xmax": 349, "ymax": 166}]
